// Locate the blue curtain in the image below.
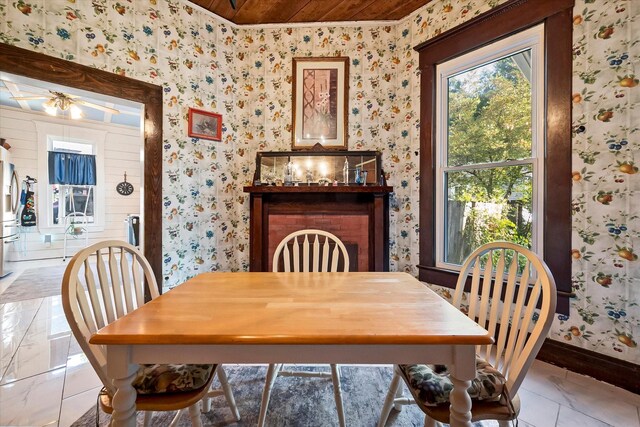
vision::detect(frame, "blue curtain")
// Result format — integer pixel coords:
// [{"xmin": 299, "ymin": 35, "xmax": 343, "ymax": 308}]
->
[{"xmin": 48, "ymin": 151, "xmax": 96, "ymax": 185}]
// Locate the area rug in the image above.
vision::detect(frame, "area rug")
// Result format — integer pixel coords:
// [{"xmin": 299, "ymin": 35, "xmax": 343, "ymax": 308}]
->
[
  {"xmin": 0, "ymin": 264, "xmax": 68, "ymax": 304},
  {"xmin": 72, "ymin": 365, "xmax": 492, "ymax": 427}
]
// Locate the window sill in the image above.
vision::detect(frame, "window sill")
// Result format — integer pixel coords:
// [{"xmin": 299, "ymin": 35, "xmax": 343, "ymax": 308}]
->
[
  {"xmin": 36, "ymin": 225, "xmax": 105, "ymax": 235},
  {"xmin": 417, "ymin": 264, "xmax": 573, "ymax": 314},
  {"xmin": 417, "ymin": 265, "xmax": 460, "ymax": 289}
]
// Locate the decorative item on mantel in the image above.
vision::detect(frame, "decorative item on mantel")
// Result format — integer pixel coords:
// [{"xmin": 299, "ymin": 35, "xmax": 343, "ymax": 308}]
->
[{"xmin": 250, "ymin": 150, "xmax": 386, "ymax": 187}]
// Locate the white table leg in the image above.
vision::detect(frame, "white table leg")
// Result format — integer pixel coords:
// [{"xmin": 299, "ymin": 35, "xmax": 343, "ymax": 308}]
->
[
  {"xmin": 448, "ymin": 345, "xmax": 475, "ymax": 427},
  {"xmin": 107, "ymin": 346, "xmax": 138, "ymax": 427},
  {"xmin": 449, "ymin": 376, "xmax": 473, "ymax": 427}
]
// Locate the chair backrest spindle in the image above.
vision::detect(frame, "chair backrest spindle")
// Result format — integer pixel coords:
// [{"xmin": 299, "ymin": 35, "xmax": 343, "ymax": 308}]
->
[
  {"xmin": 292, "ymin": 237, "xmax": 300, "ymax": 272},
  {"xmin": 321, "ymin": 238, "xmax": 330, "ymax": 271},
  {"xmin": 108, "ymin": 247, "xmax": 126, "ymax": 318},
  {"xmin": 302, "ymin": 235, "xmax": 310, "ymax": 272}
]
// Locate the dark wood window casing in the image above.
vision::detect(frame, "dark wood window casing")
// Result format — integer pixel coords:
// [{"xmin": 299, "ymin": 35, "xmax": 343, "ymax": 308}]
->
[{"xmin": 415, "ymin": 0, "xmax": 574, "ymax": 314}]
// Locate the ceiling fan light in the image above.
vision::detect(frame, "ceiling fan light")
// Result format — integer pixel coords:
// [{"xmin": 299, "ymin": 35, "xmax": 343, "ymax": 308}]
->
[
  {"xmin": 70, "ymin": 104, "xmax": 83, "ymax": 119},
  {"xmin": 43, "ymin": 104, "xmax": 57, "ymax": 116},
  {"xmin": 58, "ymin": 98, "xmax": 70, "ymax": 111}
]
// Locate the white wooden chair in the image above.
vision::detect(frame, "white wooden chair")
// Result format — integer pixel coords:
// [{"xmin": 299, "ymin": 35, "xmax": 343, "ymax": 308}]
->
[
  {"xmin": 377, "ymin": 242, "xmax": 557, "ymax": 427},
  {"xmin": 61, "ymin": 240, "xmax": 240, "ymax": 426},
  {"xmin": 258, "ymin": 229, "xmax": 350, "ymax": 427},
  {"xmin": 62, "ymin": 185, "xmax": 92, "ymax": 262},
  {"xmin": 62, "ymin": 211, "xmax": 89, "ymax": 262}
]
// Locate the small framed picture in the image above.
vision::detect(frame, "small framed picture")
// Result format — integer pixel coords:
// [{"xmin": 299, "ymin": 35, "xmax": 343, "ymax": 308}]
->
[{"xmin": 188, "ymin": 108, "xmax": 222, "ymax": 141}]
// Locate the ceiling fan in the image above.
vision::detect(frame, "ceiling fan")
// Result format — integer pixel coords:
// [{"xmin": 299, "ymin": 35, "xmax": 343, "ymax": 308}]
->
[{"xmin": 10, "ymin": 90, "xmax": 120, "ymax": 118}]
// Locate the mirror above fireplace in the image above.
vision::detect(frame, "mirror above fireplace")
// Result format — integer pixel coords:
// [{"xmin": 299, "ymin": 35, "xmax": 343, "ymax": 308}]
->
[{"xmin": 252, "ymin": 150, "xmax": 384, "ymax": 187}]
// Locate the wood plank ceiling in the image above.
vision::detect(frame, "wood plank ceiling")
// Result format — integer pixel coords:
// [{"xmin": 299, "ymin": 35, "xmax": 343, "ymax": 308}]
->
[{"xmin": 188, "ymin": 0, "xmax": 433, "ymax": 25}]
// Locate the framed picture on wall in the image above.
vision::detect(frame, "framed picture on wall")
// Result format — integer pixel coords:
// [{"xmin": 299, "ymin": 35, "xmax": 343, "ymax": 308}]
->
[
  {"xmin": 188, "ymin": 108, "xmax": 222, "ymax": 141},
  {"xmin": 291, "ymin": 57, "xmax": 349, "ymax": 150}
]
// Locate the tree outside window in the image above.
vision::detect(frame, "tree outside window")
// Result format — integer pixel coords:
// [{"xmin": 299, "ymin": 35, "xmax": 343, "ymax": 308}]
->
[{"xmin": 443, "ymin": 50, "xmax": 536, "ymax": 267}]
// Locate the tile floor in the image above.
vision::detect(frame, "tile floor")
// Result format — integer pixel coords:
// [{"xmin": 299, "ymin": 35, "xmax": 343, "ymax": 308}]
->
[{"xmin": 1, "ymin": 259, "xmax": 639, "ymax": 427}]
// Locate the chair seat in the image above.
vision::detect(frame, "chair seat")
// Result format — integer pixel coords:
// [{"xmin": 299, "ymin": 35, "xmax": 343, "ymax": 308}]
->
[
  {"xmin": 399, "ymin": 356, "xmax": 506, "ymax": 408},
  {"xmin": 133, "ymin": 364, "xmax": 215, "ymax": 395}
]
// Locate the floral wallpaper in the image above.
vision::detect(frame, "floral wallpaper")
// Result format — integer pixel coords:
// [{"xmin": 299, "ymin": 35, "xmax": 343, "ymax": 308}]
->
[
  {"xmin": 561, "ymin": 0, "xmax": 639, "ymax": 357},
  {"xmin": 0, "ymin": 0, "xmax": 637, "ymax": 365}
]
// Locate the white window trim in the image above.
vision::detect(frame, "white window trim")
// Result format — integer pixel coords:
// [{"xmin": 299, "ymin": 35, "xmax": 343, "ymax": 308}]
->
[
  {"xmin": 434, "ymin": 24, "xmax": 545, "ymax": 271},
  {"xmin": 34, "ymin": 120, "xmax": 106, "ymax": 234}
]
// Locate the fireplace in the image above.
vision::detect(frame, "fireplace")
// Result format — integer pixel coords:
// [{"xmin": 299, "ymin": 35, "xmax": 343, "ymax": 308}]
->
[{"xmin": 244, "ymin": 185, "xmax": 393, "ymax": 272}]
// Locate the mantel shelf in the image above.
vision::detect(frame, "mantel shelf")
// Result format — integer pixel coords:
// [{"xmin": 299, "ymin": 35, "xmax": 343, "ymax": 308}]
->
[{"xmin": 243, "ymin": 185, "xmax": 393, "ymax": 194}]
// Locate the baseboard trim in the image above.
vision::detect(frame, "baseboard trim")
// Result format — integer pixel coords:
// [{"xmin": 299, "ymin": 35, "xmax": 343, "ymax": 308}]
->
[{"xmin": 537, "ymin": 338, "xmax": 639, "ymax": 394}]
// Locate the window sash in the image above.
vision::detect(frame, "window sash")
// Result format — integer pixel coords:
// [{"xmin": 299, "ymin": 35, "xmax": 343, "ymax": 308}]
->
[
  {"xmin": 443, "ymin": 158, "xmax": 535, "ymax": 172},
  {"xmin": 52, "ymin": 184, "xmax": 95, "ymax": 225}
]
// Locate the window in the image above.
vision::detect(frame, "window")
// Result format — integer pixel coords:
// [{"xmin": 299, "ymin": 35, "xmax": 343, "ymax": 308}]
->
[
  {"xmin": 49, "ymin": 139, "xmax": 96, "ymax": 226},
  {"xmin": 435, "ymin": 25, "xmax": 544, "ymax": 270},
  {"xmin": 35, "ymin": 121, "xmax": 106, "ymax": 233},
  {"xmin": 415, "ymin": 0, "xmax": 573, "ymax": 314}
]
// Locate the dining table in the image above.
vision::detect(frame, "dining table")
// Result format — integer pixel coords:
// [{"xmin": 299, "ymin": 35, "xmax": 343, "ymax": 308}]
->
[{"xmin": 90, "ymin": 271, "xmax": 492, "ymax": 427}]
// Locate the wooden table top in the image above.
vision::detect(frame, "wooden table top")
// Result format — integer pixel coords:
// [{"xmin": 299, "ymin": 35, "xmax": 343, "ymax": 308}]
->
[{"xmin": 90, "ymin": 272, "xmax": 492, "ymax": 346}]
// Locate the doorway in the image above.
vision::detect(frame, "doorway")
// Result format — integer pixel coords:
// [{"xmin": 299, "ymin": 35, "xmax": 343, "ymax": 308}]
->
[
  {"xmin": 0, "ymin": 43, "xmax": 162, "ymax": 289},
  {"xmin": 1, "ymin": 71, "xmax": 144, "ymax": 263}
]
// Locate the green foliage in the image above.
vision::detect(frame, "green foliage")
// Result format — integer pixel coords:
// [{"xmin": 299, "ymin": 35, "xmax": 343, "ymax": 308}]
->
[{"xmin": 446, "ymin": 54, "xmax": 534, "ymax": 261}]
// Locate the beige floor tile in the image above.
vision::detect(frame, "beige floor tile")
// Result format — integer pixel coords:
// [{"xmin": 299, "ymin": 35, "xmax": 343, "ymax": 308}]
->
[
  {"xmin": 561, "ymin": 373, "xmax": 639, "ymax": 426},
  {"xmin": 556, "ymin": 405, "xmax": 613, "ymax": 427},
  {"xmin": 0, "ymin": 333, "xmax": 70, "ymax": 384},
  {"xmin": 521, "ymin": 359, "xmax": 568, "ymax": 392},
  {"xmin": 63, "ymin": 355, "xmax": 102, "ymax": 399},
  {"xmin": 0, "ymin": 303, "xmax": 40, "ymax": 333},
  {"xmin": 518, "ymin": 387, "xmax": 560, "ymax": 427},
  {"xmin": 0, "ymin": 300, "xmax": 71, "ymax": 385},
  {"xmin": 566, "ymin": 370, "xmax": 640, "ymax": 407},
  {"xmin": 0, "ymin": 299, "xmax": 42, "ymax": 317},
  {"xmin": 0, "ymin": 367, "xmax": 65, "ymax": 426},
  {"xmin": 58, "ymin": 386, "xmax": 102, "ymax": 427}
]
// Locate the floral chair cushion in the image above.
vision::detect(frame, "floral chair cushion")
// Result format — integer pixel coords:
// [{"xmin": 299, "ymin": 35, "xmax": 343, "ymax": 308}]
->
[
  {"xmin": 399, "ymin": 357, "xmax": 506, "ymax": 407},
  {"xmin": 132, "ymin": 364, "xmax": 215, "ymax": 395}
]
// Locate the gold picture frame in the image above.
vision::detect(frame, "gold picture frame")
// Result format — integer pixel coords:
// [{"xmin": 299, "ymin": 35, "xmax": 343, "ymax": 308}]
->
[{"xmin": 291, "ymin": 57, "xmax": 349, "ymax": 150}]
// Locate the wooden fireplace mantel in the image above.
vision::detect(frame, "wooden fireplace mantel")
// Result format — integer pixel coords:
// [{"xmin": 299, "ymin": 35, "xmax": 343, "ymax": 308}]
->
[{"xmin": 244, "ymin": 185, "xmax": 393, "ymax": 272}]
